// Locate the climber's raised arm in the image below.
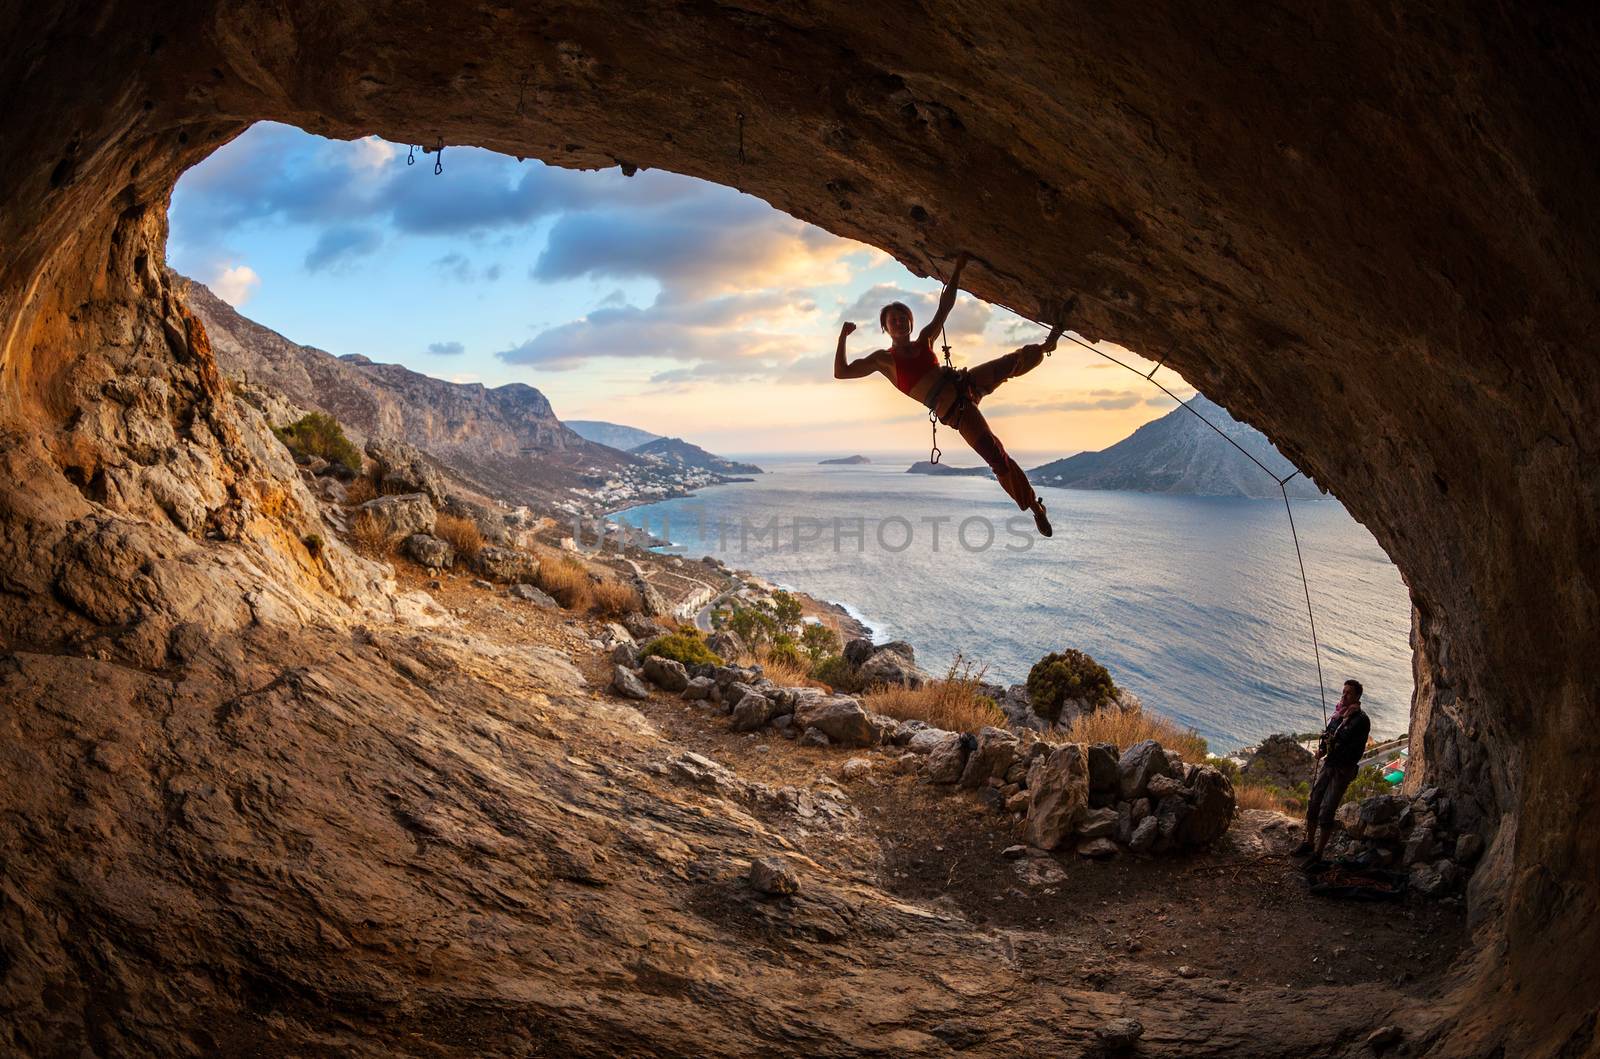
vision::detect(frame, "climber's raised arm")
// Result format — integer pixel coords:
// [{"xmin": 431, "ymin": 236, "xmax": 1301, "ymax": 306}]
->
[
  {"xmin": 833, "ymin": 322, "xmax": 887, "ymax": 380},
  {"xmin": 919, "ymin": 251, "xmax": 970, "ymax": 345}
]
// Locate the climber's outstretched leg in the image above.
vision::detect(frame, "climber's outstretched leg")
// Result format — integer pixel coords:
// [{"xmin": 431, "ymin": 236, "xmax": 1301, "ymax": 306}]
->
[
  {"xmin": 966, "ymin": 325, "xmax": 1064, "ymax": 401},
  {"xmin": 956, "ymin": 405, "xmax": 1052, "ymax": 536}
]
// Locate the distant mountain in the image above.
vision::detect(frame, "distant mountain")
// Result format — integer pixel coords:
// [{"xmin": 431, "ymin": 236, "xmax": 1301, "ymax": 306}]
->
[
  {"xmin": 820, "ymin": 455, "xmax": 870, "ymax": 465},
  {"xmin": 906, "ymin": 461, "xmax": 991, "ymax": 477},
  {"xmin": 1028, "ymin": 395, "xmax": 1320, "ymax": 499},
  {"xmin": 181, "ymin": 276, "xmax": 682, "ymax": 509},
  {"xmin": 632, "ymin": 437, "xmax": 762, "ymax": 476},
  {"xmin": 566, "ymin": 420, "xmax": 663, "ymax": 451}
]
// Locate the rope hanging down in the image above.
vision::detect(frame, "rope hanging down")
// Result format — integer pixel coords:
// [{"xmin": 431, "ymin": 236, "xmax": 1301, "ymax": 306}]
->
[{"xmin": 1055, "ymin": 328, "xmax": 1330, "ymax": 721}]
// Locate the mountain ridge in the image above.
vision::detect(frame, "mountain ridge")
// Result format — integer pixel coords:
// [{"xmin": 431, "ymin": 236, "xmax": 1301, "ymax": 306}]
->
[{"xmin": 1029, "ymin": 395, "xmax": 1320, "ymax": 499}]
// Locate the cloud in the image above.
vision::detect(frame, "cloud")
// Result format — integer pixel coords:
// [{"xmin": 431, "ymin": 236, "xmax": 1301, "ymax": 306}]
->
[
  {"xmin": 837, "ymin": 283, "xmax": 991, "ymax": 339},
  {"xmin": 532, "ymin": 195, "xmax": 858, "ymax": 296},
  {"xmin": 985, "ymin": 388, "xmax": 1150, "ymax": 415},
  {"xmin": 211, "ymin": 264, "xmax": 261, "ymax": 306},
  {"xmin": 304, "ymin": 224, "xmax": 382, "ymax": 272},
  {"xmin": 496, "ymin": 289, "xmax": 812, "ymax": 371},
  {"xmin": 427, "ymin": 341, "xmax": 465, "ymax": 356}
]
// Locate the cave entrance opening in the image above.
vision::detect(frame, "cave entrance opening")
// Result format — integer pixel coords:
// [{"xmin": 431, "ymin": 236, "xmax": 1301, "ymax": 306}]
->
[{"xmin": 169, "ymin": 120, "xmax": 1416, "ymax": 773}]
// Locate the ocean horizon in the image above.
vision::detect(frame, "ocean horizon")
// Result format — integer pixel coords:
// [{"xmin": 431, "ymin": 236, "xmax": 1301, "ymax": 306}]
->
[{"xmin": 612, "ymin": 453, "xmax": 1413, "ymax": 753}]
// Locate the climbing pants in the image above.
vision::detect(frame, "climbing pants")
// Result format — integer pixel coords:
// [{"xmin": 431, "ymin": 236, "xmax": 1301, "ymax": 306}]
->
[
  {"xmin": 1306, "ymin": 760, "xmax": 1358, "ymax": 830},
  {"xmin": 925, "ymin": 342, "xmax": 1049, "ymax": 511}
]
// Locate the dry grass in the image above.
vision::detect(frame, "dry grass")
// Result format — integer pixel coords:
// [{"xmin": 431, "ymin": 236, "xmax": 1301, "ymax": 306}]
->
[
  {"xmin": 861, "ymin": 655, "xmax": 1004, "ymax": 733},
  {"xmin": 740, "ymin": 648, "xmax": 826, "ymax": 690},
  {"xmin": 536, "ymin": 554, "xmax": 595, "ymax": 611},
  {"xmin": 344, "ymin": 476, "xmax": 377, "ymax": 506},
  {"xmin": 349, "ymin": 509, "xmax": 395, "ymax": 558},
  {"xmin": 1061, "ymin": 705, "xmax": 1212, "ymax": 764},
  {"xmin": 433, "ymin": 513, "xmax": 483, "ymax": 563},
  {"xmin": 1235, "ymin": 783, "xmax": 1299, "ymax": 814},
  {"xmin": 590, "ymin": 579, "xmax": 641, "ymax": 619}
]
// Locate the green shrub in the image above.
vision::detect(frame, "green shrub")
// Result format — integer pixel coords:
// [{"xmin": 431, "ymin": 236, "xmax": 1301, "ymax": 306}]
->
[
  {"xmin": 274, "ymin": 412, "xmax": 362, "ymax": 474},
  {"xmin": 302, "ymin": 532, "xmax": 324, "ymax": 559},
  {"xmin": 768, "ymin": 632, "xmax": 803, "ymax": 669},
  {"xmin": 810, "ymin": 654, "xmax": 861, "ymax": 692},
  {"xmin": 800, "ymin": 623, "xmax": 840, "ymax": 663},
  {"xmin": 1340, "ymin": 764, "xmax": 1392, "ymax": 805},
  {"xmin": 642, "ymin": 630, "xmax": 723, "ymax": 668},
  {"xmin": 1026, "ymin": 648, "xmax": 1118, "ymax": 724}
]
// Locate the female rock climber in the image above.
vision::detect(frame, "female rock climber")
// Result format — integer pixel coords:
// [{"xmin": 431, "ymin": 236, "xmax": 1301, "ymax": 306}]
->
[{"xmin": 833, "ymin": 252, "xmax": 1061, "ymax": 535}]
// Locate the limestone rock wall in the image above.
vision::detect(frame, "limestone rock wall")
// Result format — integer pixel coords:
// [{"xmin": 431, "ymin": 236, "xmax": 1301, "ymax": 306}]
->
[{"xmin": 2, "ymin": 2, "xmax": 1598, "ymax": 1053}]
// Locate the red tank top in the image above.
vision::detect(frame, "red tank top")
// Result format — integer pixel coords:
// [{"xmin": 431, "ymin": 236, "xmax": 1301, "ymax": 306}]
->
[{"xmin": 892, "ymin": 336, "xmax": 939, "ymax": 395}]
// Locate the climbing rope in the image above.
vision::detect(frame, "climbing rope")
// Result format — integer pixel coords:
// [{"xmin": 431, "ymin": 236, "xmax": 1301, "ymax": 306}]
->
[{"xmin": 1054, "ymin": 328, "xmax": 1330, "ymax": 721}]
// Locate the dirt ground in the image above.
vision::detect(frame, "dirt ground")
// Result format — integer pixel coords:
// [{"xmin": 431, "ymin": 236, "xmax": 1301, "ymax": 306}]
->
[{"xmin": 398, "ymin": 563, "xmax": 1472, "ymax": 1046}]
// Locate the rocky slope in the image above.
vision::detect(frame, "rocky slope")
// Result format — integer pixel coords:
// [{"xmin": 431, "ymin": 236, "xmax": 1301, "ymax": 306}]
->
[
  {"xmin": 185, "ymin": 279, "xmax": 724, "ymax": 513},
  {"xmin": 1029, "ymin": 395, "xmax": 1321, "ymax": 499},
  {"xmin": 631, "ymin": 436, "xmax": 763, "ymax": 477},
  {"xmin": 566, "ymin": 419, "xmax": 663, "ymax": 451}
]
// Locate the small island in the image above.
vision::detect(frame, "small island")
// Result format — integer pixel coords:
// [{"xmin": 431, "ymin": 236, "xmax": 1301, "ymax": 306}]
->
[
  {"xmin": 905, "ymin": 461, "xmax": 992, "ymax": 476},
  {"xmin": 820, "ymin": 454, "xmax": 870, "ymax": 465}
]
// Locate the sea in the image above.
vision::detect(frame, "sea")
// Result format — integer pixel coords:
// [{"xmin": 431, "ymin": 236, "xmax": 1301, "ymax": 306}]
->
[{"xmin": 609, "ymin": 454, "xmax": 1412, "ymax": 752}]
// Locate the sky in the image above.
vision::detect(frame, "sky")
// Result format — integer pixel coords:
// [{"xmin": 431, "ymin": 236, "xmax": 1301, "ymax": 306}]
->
[{"xmin": 168, "ymin": 122, "xmax": 1192, "ymax": 458}]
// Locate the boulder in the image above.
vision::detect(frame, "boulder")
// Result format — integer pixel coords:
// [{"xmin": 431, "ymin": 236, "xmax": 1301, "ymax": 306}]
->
[
  {"xmin": 1128, "ymin": 815, "xmax": 1160, "ymax": 853},
  {"xmin": 998, "ymin": 683, "xmax": 1038, "ymax": 730},
  {"xmin": 907, "ymin": 727, "xmax": 956, "ymax": 754},
  {"xmin": 474, "ymin": 546, "xmax": 539, "ymax": 584},
  {"xmin": 1096, "ymin": 1017, "xmax": 1144, "ymax": 1052},
  {"xmin": 1163, "ymin": 749, "xmax": 1186, "ymax": 774},
  {"xmin": 683, "ymin": 676, "xmax": 715, "ymax": 700},
  {"xmin": 401, "ymin": 533, "xmax": 454, "ymax": 570},
  {"xmin": 1077, "ymin": 837, "xmax": 1119, "ymax": 858},
  {"xmin": 1335, "ymin": 801, "xmax": 1364, "ymax": 836},
  {"xmin": 1403, "ymin": 827, "xmax": 1439, "ymax": 866},
  {"xmin": 359, "ymin": 494, "xmax": 435, "ymax": 539},
  {"xmin": 610, "ymin": 665, "xmax": 650, "ymax": 700},
  {"xmin": 1358, "ymin": 794, "xmax": 1409, "ymax": 828},
  {"xmin": 1078, "ymin": 806, "xmax": 1119, "ymax": 839},
  {"xmin": 1455, "ymin": 832, "xmax": 1485, "ymax": 865},
  {"xmin": 1175, "ymin": 766, "xmax": 1235, "ymax": 847},
  {"xmin": 959, "ymin": 727, "xmax": 1020, "ymax": 789},
  {"xmin": 1241, "ymin": 733, "xmax": 1316, "ymax": 789},
  {"xmin": 1026, "ymin": 743, "xmax": 1089, "ymax": 850},
  {"xmin": 892, "ymin": 718, "xmax": 930, "ymax": 745},
  {"xmin": 1147, "ymin": 774, "xmax": 1186, "ymax": 800},
  {"xmin": 840, "ymin": 757, "xmax": 872, "ymax": 782},
  {"xmin": 365, "ymin": 439, "xmax": 448, "ymax": 505},
  {"xmin": 633, "ymin": 576, "xmax": 670, "ymax": 617},
  {"xmin": 610, "ymin": 642, "xmax": 641, "ymax": 668},
  {"xmin": 792, "ymin": 694, "xmax": 876, "ymax": 747},
  {"xmin": 706, "ymin": 629, "xmax": 743, "ymax": 660},
  {"xmin": 1118, "ymin": 739, "xmax": 1175, "ymax": 800},
  {"xmin": 856, "ymin": 646, "xmax": 927, "ymax": 689},
  {"xmin": 508, "ymin": 583, "xmax": 559, "ymax": 607},
  {"xmin": 748, "ymin": 857, "xmax": 799, "ymax": 896},
  {"xmin": 623, "ymin": 613, "xmax": 669, "ymax": 642},
  {"xmin": 642, "ymin": 655, "xmax": 691, "ymax": 693},
  {"xmin": 842, "ymin": 637, "xmax": 878, "ymax": 666},
  {"xmin": 1087, "ymin": 742, "xmax": 1120, "ymax": 793},
  {"xmin": 924, "ymin": 733, "xmax": 972, "ymax": 784},
  {"xmin": 1409, "ymin": 859, "xmax": 1461, "ymax": 898},
  {"xmin": 799, "ymin": 727, "xmax": 831, "ymax": 748},
  {"xmin": 729, "ymin": 691, "xmax": 775, "ymax": 732}
]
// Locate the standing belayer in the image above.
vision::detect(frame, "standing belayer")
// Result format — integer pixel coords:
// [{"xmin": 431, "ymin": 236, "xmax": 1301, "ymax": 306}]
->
[
  {"xmin": 1295, "ymin": 679, "xmax": 1373, "ymax": 863},
  {"xmin": 832, "ymin": 252, "xmax": 1061, "ymax": 535}
]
